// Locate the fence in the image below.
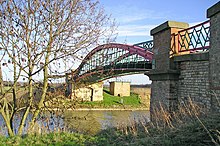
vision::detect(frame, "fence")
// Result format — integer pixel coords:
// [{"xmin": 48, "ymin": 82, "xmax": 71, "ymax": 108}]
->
[{"xmin": 177, "ymin": 20, "xmax": 210, "ymax": 53}]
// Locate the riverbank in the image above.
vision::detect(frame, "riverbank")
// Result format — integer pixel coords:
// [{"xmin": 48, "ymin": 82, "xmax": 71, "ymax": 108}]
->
[
  {"xmin": 67, "ymin": 107, "xmax": 149, "ymax": 111},
  {"xmin": 43, "ymin": 106, "xmax": 149, "ymax": 111},
  {"xmin": 0, "ymin": 112, "xmax": 219, "ymax": 145},
  {"xmin": 44, "ymin": 90, "xmax": 150, "ymax": 111}
]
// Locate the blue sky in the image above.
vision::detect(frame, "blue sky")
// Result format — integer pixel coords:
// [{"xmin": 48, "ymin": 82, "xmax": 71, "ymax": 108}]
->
[
  {"xmin": 100, "ymin": 0, "xmax": 218, "ymax": 44},
  {"xmin": 99, "ymin": 0, "xmax": 218, "ymax": 84},
  {"xmin": 1, "ymin": 0, "xmax": 218, "ymax": 84}
]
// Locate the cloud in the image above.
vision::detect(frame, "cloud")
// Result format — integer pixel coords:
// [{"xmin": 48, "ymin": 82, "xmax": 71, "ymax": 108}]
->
[
  {"xmin": 106, "ymin": 4, "xmax": 171, "ymax": 24},
  {"xmin": 104, "ymin": 3, "xmax": 170, "ymax": 39},
  {"xmin": 115, "ymin": 21, "xmax": 205, "ymax": 38},
  {"xmin": 116, "ymin": 24, "xmax": 156, "ymax": 37},
  {"xmin": 117, "ymin": 11, "xmax": 168, "ymax": 24}
]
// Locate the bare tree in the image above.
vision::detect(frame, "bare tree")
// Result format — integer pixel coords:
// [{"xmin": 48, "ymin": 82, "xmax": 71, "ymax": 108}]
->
[{"xmin": 0, "ymin": 0, "xmax": 116, "ymax": 136}]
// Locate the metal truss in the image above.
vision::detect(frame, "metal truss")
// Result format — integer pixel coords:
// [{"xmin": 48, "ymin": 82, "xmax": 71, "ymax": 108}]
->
[{"xmin": 72, "ymin": 43, "xmax": 153, "ymax": 83}]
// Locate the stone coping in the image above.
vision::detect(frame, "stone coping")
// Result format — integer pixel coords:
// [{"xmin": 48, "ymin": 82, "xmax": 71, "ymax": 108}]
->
[
  {"xmin": 146, "ymin": 69, "xmax": 180, "ymax": 75},
  {"xmin": 173, "ymin": 52, "xmax": 209, "ymax": 62},
  {"xmin": 207, "ymin": 1, "xmax": 220, "ymax": 18},
  {"xmin": 145, "ymin": 69, "xmax": 180, "ymax": 81},
  {"xmin": 150, "ymin": 21, "xmax": 189, "ymax": 35}
]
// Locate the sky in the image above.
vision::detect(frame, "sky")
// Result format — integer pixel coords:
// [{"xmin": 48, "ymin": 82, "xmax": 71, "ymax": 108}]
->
[
  {"xmin": 99, "ymin": 0, "xmax": 219, "ymax": 85},
  {"xmin": 1, "ymin": 0, "xmax": 218, "ymax": 85}
]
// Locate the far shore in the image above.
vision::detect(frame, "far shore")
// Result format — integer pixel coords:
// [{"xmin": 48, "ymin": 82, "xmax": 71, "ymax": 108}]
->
[
  {"xmin": 42, "ymin": 107, "xmax": 150, "ymax": 111},
  {"xmin": 71, "ymin": 108, "xmax": 149, "ymax": 111}
]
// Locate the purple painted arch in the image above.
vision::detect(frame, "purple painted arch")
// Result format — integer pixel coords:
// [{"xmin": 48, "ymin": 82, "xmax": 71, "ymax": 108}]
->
[
  {"xmin": 78, "ymin": 43, "xmax": 153, "ymax": 67},
  {"xmin": 73, "ymin": 43, "xmax": 154, "ymax": 81},
  {"xmin": 87, "ymin": 43, "xmax": 153, "ymax": 60}
]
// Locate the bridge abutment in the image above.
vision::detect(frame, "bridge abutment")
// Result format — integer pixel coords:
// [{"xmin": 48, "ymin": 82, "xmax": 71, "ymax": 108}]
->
[
  {"xmin": 147, "ymin": 2, "xmax": 220, "ymax": 122},
  {"xmin": 146, "ymin": 21, "xmax": 189, "ymax": 119}
]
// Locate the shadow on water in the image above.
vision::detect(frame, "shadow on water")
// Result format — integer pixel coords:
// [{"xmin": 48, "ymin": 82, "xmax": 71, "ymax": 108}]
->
[{"xmin": 0, "ymin": 110, "xmax": 150, "ymax": 136}]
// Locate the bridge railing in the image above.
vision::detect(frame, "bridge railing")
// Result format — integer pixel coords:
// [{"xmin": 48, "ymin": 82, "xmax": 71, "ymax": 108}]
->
[
  {"xmin": 173, "ymin": 20, "xmax": 210, "ymax": 55},
  {"xmin": 134, "ymin": 40, "xmax": 153, "ymax": 52}
]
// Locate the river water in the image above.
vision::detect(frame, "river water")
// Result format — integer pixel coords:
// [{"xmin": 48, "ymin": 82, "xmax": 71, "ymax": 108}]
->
[{"xmin": 0, "ymin": 110, "xmax": 150, "ymax": 135}]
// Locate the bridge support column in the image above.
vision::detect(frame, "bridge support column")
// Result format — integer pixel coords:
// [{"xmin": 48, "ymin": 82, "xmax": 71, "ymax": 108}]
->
[
  {"xmin": 207, "ymin": 2, "xmax": 220, "ymax": 112},
  {"xmin": 146, "ymin": 21, "xmax": 189, "ymax": 121}
]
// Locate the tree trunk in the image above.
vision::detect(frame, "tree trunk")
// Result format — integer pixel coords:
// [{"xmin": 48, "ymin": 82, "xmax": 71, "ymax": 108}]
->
[
  {"xmin": 29, "ymin": 55, "xmax": 49, "ymax": 131},
  {"xmin": 1, "ymin": 99, "xmax": 14, "ymax": 136},
  {"xmin": 10, "ymin": 56, "xmax": 17, "ymax": 133},
  {"xmin": 29, "ymin": 23, "xmax": 52, "ymax": 131},
  {"xmin": 1, "ymin": 111, "xmax": 14, "ymax": 136},
  {"xmin": 17, "ymin": 75, "xmax": 33, "ymax": 135},
  {"xmin": 17, "ymin": 28, "xmax": 33, "ymax": 135}
]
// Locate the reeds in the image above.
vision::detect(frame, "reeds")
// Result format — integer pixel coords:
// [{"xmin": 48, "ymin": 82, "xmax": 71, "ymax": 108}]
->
[{"xmin": 115, "ymin": 96, "xmax": 220, "ymax": 145}]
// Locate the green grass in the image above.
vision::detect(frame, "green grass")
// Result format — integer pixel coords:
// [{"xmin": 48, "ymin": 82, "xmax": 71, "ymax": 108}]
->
[
  {"xmin": 79, "ymin": 89, "xmax": 142, "ymax": 108},
  {"xmin": 0, "ymin": 132, "xmax": 94, "ymax": 146}
]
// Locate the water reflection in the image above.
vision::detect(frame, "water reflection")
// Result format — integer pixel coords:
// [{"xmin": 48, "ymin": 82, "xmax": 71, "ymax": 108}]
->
[
  {"xmin": 64, "ymin": 110, "xmax": 150, "ymax": 135},
  {"xmin": 0, "ymin": 110, "xmax": 150, "ymax": 136}
]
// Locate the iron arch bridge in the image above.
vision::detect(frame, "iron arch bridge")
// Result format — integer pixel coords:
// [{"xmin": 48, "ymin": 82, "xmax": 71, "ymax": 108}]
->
[{"xmin": 72, "ymin": 40, "xmax": 153, "ymax": 84}]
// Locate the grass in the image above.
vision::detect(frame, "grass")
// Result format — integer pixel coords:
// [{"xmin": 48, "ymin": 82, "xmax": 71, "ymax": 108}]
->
[
  {"xmin": 43, "ymin": 88, "xmax": 144, "ymax": 109},
  {"xmin": 0, "ymin": 132, "xmax": 93, "ymax": 146},
  {"xmin": 79, "ymin": 89, "xmax": 142, "ymax": 108},
  {"xmin": 38, "ymin": 86, "xmax": 149, "ymax": 110},
  {"xmin": 0, "ymin": 113, "xmax": 219, "ymax": 146}
]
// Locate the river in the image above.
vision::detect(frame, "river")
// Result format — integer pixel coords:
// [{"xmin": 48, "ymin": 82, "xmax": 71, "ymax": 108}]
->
[{"xmin": 0, "ymin": 110, "xmax": 150, "ymax": 136}]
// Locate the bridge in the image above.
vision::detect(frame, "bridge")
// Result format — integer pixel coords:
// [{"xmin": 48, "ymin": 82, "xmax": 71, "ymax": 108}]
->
[
  {"xmin": 67, "ymin": 2, "xmax": 220, "ymax": 120},
  {"xmin": 72, "ymin": 41, "xmax": 153, "ymax": 83},
  {"xmin": 69, "ymin": 18, "xmax": 210, "ymax": 86}
]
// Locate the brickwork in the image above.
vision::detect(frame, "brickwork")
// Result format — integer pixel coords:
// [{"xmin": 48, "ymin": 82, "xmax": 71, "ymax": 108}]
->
[
  {"xmin": 208, "ymin": 2, "xmax": 220, "ymax": 112},
  {"xmin": 177, "ymin": 59, "xmax": 210, "ymax": 109},
  {"xmin": 153, "ymin": 29, "xmax": 171, "ymax": 70},
  {"xmin": 150, "ymin": 80, "xmax": 169, "ymax": 108},
  {"xmin": 151, "ymin": 21, "xmax": 189, "ymax": 71},
  {"xmin": 208, "ymin": 3, "xmax": 220, "ymax": 88}
]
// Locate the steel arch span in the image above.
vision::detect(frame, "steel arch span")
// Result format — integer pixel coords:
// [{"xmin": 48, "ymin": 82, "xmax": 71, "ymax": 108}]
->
[{"xmin": 72, "ymin": 42, "xmax": 153, "ymax": 83}]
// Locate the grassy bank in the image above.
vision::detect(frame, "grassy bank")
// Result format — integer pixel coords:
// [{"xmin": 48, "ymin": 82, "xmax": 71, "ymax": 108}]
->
[
  {"xmin": 0, "ymin": 113, "xmax": 219, "ymax": 145},
  {"xmin": 78, "ymin": 89, "xmax": 145, "ymax": 109},
  {"xmin": 40, "ymin": 87, "xmax": 150, "ymax": 110}
]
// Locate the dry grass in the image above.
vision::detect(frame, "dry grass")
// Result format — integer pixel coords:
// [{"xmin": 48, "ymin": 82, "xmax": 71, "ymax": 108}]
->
[{"xmin": 112, "ymin": 96, "xmax": 220, "ymax": 146}]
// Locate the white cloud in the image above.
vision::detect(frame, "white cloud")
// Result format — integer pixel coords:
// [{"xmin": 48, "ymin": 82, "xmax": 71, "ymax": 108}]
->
[
  {"xmin": 106, "ymin": 4, "xmax": 171, "ymax": 24},
  {"xmin": 104, "ymin": 4, "xmax": 169, "ymax": 39},
  {"xmin": 115, "ymin": 22, "xmax": 205, "ymax": 38},
  {"xmin": 116, "ymin": 24, "xmax": 156, "ymax": 37}
]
